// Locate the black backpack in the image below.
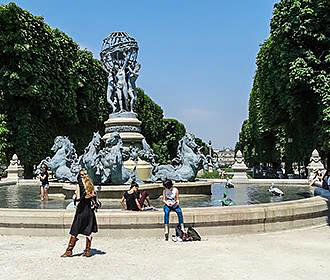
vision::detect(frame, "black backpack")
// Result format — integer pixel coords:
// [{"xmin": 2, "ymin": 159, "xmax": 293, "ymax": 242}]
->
[
  {"xmin": 187, "ymin": 226, "xmax": 201, "ymax": 241},
  {"xmin": 175, "ymin": 225, "xmax": 192, "ymax": 241},
  {"xmin": 175, "ymin": 225, "xmax": 201, "ymax": 241}
]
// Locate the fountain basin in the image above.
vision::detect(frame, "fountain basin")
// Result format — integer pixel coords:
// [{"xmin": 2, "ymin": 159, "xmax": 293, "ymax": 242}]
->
[
  {"xmin": 0, "ymin": 178, "xmax": 327, "ymax": 237},
  {"xmin": 0, "ymin": 196, "xmax": 327, "ymax": 237}
]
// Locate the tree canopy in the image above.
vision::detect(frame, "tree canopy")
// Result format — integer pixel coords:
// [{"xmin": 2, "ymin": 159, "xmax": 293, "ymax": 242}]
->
[
  {"xmin": 0, "ymin": 114, "xmax": 9, "ymax": 164},
  {"xmin": 134, "ymin": 89, "xmax": 187, "ymax": 163},
  {"xmin": 0, "ymin": 3, "xmax": 200, "ymax": 173},
  {"xmin": 236, "ymin": 0, "xmax": 330, "ymax": 168},
  {"xmin": 0, "ymin": 3, "xmax": 109, "ymax": 174}
]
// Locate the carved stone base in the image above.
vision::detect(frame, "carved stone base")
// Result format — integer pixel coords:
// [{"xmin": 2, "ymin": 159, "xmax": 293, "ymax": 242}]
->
[
  {"xmin": 231, "ymin": 172, "xmax": 249, "ymax": 183},
  {"xmin": 103, "ymin": 112, "xmax": 152, "ymax": 181},
  {"xmin": 124, "ymin": 159, "xmax": 152, "ymax": 181},
  {"xmin": 103, "ymin": 112, "xmax": 144, "ymax": 147},
  {"xmin": 231, "ymin": 150, "xmax": 249, "ymax": 183}
]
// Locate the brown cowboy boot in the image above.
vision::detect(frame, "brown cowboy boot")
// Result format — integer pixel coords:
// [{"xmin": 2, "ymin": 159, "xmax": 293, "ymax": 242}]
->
[
  {"xmin": 82, "ymin": 237, "xmax": 92, "ymax": 257},
  {"xmin": 61, "ymin": 236, "xmax": 78, "ymax": 257}
]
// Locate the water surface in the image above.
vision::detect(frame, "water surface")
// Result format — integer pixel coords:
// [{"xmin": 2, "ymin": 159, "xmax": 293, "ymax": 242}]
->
[{"xmin": 0, "ymin": 183, "xmax": 312, "ymax": 209}]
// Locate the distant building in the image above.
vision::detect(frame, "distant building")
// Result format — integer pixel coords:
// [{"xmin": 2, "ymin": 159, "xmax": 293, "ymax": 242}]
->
[{"xmin": 214, "ymin": 147, "xmax": 235, "ymax": 167}]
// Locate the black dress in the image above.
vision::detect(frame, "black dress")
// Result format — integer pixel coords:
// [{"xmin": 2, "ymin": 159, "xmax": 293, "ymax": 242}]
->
[{"xmin": 69, "ymin": 175, "xmax": 98, "ymax": 236}]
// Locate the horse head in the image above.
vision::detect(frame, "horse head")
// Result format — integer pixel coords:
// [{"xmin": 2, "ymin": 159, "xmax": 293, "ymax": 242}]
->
[
  {"xmin": 181, "ymin": 133, "xmax": 198, "ymax": 153},
  {"xmin": 51, "ymin": 136, "xmax": 65, "ymax": 152},
  {"xmin": 92, "ymin": 131, "xmax": 101, "ymax": 149}
]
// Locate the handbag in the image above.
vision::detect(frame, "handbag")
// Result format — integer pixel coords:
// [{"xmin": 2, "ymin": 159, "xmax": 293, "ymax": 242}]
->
[{"xmin": 90, "ymin": 196, "xmax": 102, "ymax": 212}]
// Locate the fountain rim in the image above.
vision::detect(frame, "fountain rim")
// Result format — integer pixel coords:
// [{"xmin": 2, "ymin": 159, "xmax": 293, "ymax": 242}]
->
[{"xmin": 0, "ymin": 178, "xmax": 327, "ymax": 237}]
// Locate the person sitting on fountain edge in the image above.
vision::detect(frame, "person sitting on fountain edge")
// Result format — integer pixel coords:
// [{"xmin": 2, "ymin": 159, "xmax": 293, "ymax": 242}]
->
[
  {"xmin": 323, "ymin": 170, "xmax": 330, "ymax": 190},
  {"xmin": 162, "ymin": 179, "xmax": 185, "ymax": 241},
  {"xmin": 310, "ymin": 169, "xmax": 327, "ymax": 189},
  {"xmin": 121, "ymin": 181, "xmax": 151, "ymax": 211}
]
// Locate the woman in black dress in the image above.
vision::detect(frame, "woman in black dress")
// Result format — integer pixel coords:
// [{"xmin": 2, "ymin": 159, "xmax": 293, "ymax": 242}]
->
[{"xmin": 61, "ymin": 169, "xmax": 98, "ymax": 257}]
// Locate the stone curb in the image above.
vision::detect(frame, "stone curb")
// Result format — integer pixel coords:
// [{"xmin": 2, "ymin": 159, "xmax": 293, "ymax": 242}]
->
[{"xmin": 0, "ymin": 196, "xmax": 328, "ymax": 237}]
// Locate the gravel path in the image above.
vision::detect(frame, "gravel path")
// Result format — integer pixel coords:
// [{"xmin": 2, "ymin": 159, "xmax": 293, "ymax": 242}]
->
[{"xmin": 1, "ymin": 226, "xmax": 330, "ymax": 280}]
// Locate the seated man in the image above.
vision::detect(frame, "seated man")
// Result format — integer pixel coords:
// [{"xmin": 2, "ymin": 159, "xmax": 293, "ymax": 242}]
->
[
  {"xmin": 121, "ymin": 182, "xmax": 150, "ymax": 211},
  {"xmin": 324, "ymin": 170, "xmax": 330, "ymax": 190}
]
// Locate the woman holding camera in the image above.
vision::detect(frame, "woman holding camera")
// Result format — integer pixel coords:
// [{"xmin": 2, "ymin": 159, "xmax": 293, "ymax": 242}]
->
[{"xmin": 61, "ymin": 170, "xmax": 98, "ymax": 257}]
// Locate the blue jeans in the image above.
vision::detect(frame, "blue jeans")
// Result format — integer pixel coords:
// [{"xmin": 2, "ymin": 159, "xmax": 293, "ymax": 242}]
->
[{"xmin": 163, "ymin": 204, "xmax": 184, "ymax": 225}]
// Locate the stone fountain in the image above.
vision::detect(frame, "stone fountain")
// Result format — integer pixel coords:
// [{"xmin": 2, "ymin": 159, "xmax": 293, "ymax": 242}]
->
[{"xmin": 34, "ymin": 31, "xmax": 209, "ymax": 190}]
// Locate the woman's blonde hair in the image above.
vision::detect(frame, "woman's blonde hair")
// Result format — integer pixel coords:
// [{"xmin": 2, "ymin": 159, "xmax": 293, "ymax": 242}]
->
[{"xmin": 82, "ymin": 175, "xmax": 94, "ymax": 197}]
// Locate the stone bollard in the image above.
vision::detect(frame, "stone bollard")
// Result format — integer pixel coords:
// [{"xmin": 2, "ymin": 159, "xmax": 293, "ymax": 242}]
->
[
  {"xmin": 306, "ymin": 149, "xmax": 325, "ymax": 180},
  {"xmin": 231, "ymin": 150, "xmax": 249, "ymax": 183},
  {"xmin": 5, "ymin": 154, "xmax": 24, "ymax": 180}
]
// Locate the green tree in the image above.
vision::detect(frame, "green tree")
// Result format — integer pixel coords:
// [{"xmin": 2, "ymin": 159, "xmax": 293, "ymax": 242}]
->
[
  {"xmin": 0, "ymin": 3, "xmax": 108, "ymax": 174},
  {"xmin": 134, "ymin": 88, "xmax": 164, "ymax": 145},
  {"xmin": 195, "ymin": 137, "xmax": 213, "ymax": 156},
  {"xmin": 237, "ymin": 0, "xmax": 330, "ymax": 168},
  {"xmin": 134, "ymin": 88, "xmax": 188, "ymax": 163},
  {"xmin": 0, "ymin": 114, "xmax": 9, "ymax": 164},
  {"xmin": 152, "ymin": 118, "xmax": 186, "ymax": 163},
  {"xmin": 0, "ymin": 3, "xmax": 192, "ymax": 173}
]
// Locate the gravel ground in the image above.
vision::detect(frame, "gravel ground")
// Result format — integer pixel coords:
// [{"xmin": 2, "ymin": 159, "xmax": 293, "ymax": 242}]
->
[{"xmin": 1, "ymin": 226, "xmax": 330, "ymax": 280}]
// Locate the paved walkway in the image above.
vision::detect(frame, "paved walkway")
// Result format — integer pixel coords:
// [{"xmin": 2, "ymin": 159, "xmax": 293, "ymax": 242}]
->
[{"xmin": 1, "ymin": 226, "xmax": 330, "ymax": 280}]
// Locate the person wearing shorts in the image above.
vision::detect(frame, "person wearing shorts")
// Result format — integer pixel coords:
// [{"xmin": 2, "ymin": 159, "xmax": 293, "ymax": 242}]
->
[{"xmin": 39, "ymin": 165, "xmax": 49, "ymax": 200}]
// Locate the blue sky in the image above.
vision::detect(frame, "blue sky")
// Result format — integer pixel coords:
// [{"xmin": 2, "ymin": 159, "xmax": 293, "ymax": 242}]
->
[{"xmin": 1, "ymin": 0, "xmax": 278, "ymax": 149}]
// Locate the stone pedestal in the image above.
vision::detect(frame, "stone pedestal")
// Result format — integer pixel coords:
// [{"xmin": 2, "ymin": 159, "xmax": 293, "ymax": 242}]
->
[
  {"xmin": 307, "ymin": 149, "xmax": 325, "ymax": 180},
  {"xmin": 102, "ymin": 112, "xmax": 152, "ymax": 180},
  {"xmin": 5, "ymin": 154, "xmax": 24, "ymax": 180},
  {"xmin": 231, "ymin": 150, "xmax": 249, "ymax": 183},
  {"xmin": 103, "ymin": 112, "xmax": 144, "ymax": 148}
]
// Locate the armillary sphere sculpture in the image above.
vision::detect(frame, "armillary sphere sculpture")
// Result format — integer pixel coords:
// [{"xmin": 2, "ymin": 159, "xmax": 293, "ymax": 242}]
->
[{"xmin": 100, "ymin": 32, "xmax": 141, "ymax": 113}]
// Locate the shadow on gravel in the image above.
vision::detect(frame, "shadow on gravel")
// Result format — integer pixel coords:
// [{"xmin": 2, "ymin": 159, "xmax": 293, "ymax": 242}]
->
[
  {"xmin": 90, "ymin": 248, "xmax": 106, "ymax": 256},
  {"xmin": 71, "ymin": 248, "xmax": 106, "ymax": 257}
]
